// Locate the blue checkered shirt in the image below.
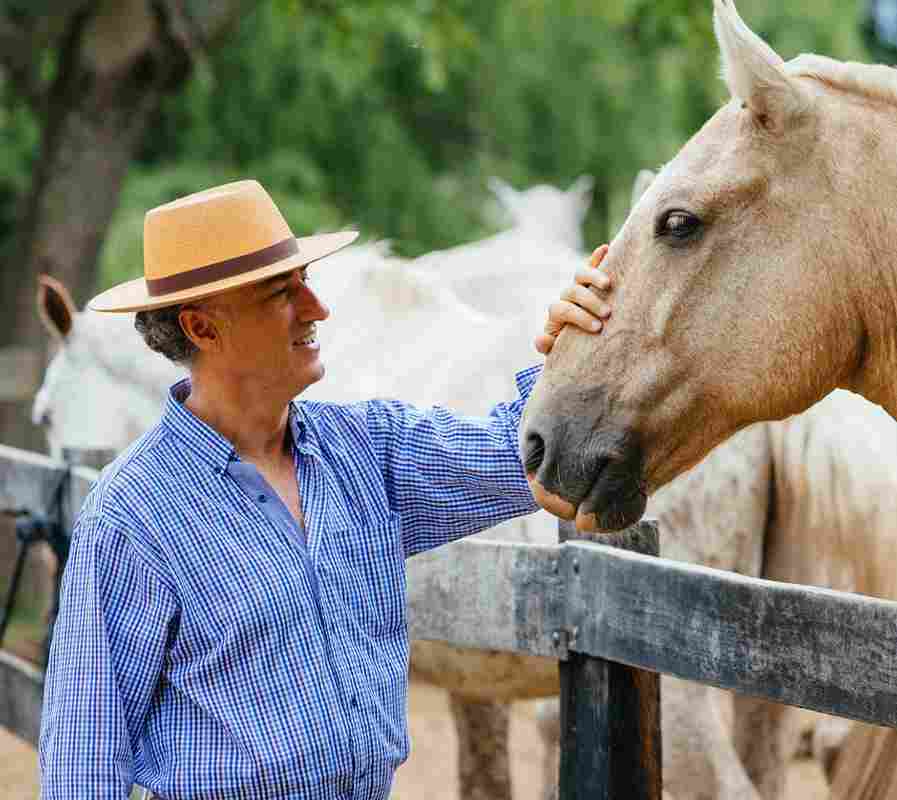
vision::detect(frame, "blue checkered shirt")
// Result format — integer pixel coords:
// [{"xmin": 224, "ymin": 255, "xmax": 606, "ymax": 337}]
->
[{"xmin": 39, "ymin": 366, "xmax": 541, "ymax": 800}]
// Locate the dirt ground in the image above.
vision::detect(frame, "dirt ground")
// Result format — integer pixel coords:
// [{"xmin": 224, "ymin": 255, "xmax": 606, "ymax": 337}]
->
[{"xmin": 1, "ymin": 679, "xmax": 829, "ymax": 799}]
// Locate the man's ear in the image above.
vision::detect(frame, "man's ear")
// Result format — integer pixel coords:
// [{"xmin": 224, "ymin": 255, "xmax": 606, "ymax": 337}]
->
[
  {"xmin": 713, "ymin": 0, "xmax": 809, "ymax": 131},
  {"xmin": 178, "ymin": 305, "xmax": 223, "ymax": 353}
]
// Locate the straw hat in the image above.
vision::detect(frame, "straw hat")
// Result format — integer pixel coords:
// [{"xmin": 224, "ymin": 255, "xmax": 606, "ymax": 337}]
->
[{"xmin": 89, "ymin": 180, "xmax": 359, "ymax": 313}]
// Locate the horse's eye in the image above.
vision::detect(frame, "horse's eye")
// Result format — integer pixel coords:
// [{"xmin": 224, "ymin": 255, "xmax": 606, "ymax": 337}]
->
[{"xmin": 658, "ymin": 210, "xmax": 702, "ymax": 243}]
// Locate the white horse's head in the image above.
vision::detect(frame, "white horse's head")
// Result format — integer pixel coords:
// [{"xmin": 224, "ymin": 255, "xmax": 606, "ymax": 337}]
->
[
  {"xmin": 33, "ymin": 276, "xmax": 183, "ymax": 459},
  {"xmin": 488, "ymin": 175, "xmax": 594, "ymax": 251}
]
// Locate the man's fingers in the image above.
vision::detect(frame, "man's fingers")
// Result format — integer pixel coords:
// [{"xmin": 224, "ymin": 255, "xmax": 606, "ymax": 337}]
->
[
  {"xmin": 534, "ymin": 333, "xmax": 554, "ymax": 355},
  {"xmin": 540, "ymin": 243, "xmax": 612, "ymax": 353},
  {"xmin": 559, "ymin": 285, "xmax": 612, "ymax": 319},
  {"xmin": 576, "ymin": 266, "xmax": 611, "ymax": 292},
  {"xmin": 548, "ymin": 300, "xmax": 604, "ymax": 333},
  {"xmin": 590, "ymin": 244, "xmax": 609, "ymax": 268}
]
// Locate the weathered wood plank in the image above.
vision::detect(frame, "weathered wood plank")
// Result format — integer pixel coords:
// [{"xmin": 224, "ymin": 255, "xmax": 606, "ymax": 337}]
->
[
  {"xmin": 559, "ymin": 523, "xmax": 662, "ymax": 800},
  {"xmin": 0, "ymin": 444, "xmax": 66, "ymax": 516},
  {"xmin": 0, "ymin": 649, "xmax": 44, "ymax": 746},
  {"xmin": 566, "ymin": 541, "xmax": 897, "ymax": 728},
  {"xmin": 0, "ymin": 447, "xmax": 100, "ymax": 746},
  {"xmin": 0, "ymin": 444, "xmax": 99, "ymax": 531},
  {"xmin": 407, "ymin": 538, "xmax": 567, "ymax": 658}
]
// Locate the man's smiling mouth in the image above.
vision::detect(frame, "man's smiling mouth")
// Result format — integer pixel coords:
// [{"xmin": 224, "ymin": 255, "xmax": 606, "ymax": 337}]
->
[{"xmin": 294, "ymin": 326, "xmax": 318, "ymax": 347}]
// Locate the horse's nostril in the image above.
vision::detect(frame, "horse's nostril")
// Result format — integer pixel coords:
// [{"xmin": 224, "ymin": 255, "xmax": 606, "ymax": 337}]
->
[{"xmin": 523, "ymin": 431, "xmax": 546, "ymax": 474}]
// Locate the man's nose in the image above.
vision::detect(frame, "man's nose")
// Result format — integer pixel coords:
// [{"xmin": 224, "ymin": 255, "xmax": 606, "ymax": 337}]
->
[{"xmin": 298, "ymin": 284, "xmax": 330, "ymax": 321}]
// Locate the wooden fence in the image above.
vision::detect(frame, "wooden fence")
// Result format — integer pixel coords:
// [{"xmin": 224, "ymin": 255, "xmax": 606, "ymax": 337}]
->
[{"xmin": 3, "ymin": 442, "xmax": 897, "ymax": 798}]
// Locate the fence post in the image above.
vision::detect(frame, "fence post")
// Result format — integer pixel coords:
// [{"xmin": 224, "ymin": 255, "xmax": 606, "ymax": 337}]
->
[{"xmin": 558, "ymin": 520, "xmax": 662, "ymax": 800}]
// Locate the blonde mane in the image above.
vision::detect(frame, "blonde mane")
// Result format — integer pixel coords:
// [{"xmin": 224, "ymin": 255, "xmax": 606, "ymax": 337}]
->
[{"xmin": 786, "ymin": 53, "xmax": 897, "ymax": 108}]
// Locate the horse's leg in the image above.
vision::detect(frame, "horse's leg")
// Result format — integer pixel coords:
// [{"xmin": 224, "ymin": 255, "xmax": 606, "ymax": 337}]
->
[
  {"xmin": 665, "ymin": 678, "xmax": 763, "ymax": 800},
  {"xmin": 731, "ymin": 695, "xmax": 791, "ymax": 800},
  {"xmin": 534, "ymin": 698, "xmax": 559, "ymax": 800},
  {"xmin": 829, "ymin": 724, "xmax": 897, "ymax": 799},
  {"xmin": 811, "ymin": 716, "xmax": 854, "ymax": 783},
  {"xmin": 448, "ymin": 694, "xmax": 511, "ymax": 800}
]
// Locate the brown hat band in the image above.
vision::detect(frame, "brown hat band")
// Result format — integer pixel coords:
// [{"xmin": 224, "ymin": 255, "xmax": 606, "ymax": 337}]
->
[{"xmin": 145, "ymin": 237, "xmax": 299, "ymax": 297}]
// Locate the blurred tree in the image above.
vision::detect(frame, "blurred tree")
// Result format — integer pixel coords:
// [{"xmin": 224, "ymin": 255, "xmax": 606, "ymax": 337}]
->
[
  {"xmin": 0, "ymin": 0, "xmax": 246, "ymax": 450},
  {"xmin": 861, "ymin": 0, "xmax": 897, "ymax": 61}
]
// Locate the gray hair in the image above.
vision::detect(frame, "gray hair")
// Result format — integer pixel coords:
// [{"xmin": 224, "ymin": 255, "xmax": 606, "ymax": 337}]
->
[{"xmin": 134, "ymin": 305, "xmax": 198, "ymax": 365}]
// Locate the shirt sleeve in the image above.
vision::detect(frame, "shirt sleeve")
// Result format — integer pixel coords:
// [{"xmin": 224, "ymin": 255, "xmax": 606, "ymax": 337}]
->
[
  {"xmin": 366, "ymin": 365, "xmax": 542, "ymax": 557},
  {"xmin": 39, "ymin": 513, "xmax": 178, "ymax": 799}
]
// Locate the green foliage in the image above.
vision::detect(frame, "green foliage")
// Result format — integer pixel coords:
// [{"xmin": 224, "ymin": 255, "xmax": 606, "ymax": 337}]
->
[
  {"xmin": 1, "ymin": 1, "xmax": 875, "ymax": 290},
  {"xmin": 0, "ymin": 76, "xmax": 38, "ymax": 247}
]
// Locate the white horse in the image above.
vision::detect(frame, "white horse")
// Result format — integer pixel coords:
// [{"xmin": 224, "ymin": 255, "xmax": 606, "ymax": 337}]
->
[{"xmin": 409, "ymin": 176, "xmax": 593, "ymax": 320}]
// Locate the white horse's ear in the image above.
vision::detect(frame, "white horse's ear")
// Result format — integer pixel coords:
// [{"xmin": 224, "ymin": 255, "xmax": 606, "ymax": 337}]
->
[
  {"xmin": 37, "ymin": 274, "xmax": 77, "ymax": 342},
  {"xmin": 630, "ymin": 169, "xmax": 656, "ymax": 209},
  {"xmin": 567, "ymin": 174, "xmax": 595, "ymax": 216},
  {"xmin": 713, "ymin": 0, "xmax": 808, "ymax": 129},
  {"xmin": 487, "ymin": 177, "xmax": 519, "ymax": 214}
]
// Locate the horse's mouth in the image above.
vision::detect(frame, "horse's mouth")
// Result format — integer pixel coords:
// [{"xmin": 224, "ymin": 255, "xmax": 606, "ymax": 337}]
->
[
  {"xmin": 521, "ymin": 410, "xmax": 648, "ymax": 534},
  {"xmin": 526, "ymin": 473, "xmax": 647, "ymax": 533}
]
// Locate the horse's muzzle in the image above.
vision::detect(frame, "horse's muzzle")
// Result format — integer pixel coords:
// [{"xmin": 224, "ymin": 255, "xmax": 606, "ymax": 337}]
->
[{"xmin": 520, "ymin": 399, "xmax": 647, "ymax": 533}]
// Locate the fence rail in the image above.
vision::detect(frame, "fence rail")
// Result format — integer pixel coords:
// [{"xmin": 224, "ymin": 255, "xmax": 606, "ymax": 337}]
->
[
  {"xmin": 409, "ymin": 527, "xmax": 897, "ymax": 728},
  {"xmin": 2, "ymin": 442, "xmax": 897, "ymax": 793}
]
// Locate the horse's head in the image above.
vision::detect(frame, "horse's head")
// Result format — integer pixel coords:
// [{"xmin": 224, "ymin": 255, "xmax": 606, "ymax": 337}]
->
[
  {"xmin": 34, "ymin": 276, "xmax": 181, "ymax": 459},
  {"xmin": 521, "ymin": 0, "xmax": 897, "ymax": 532},
  {"xmin": 488, "ymin": 175, "xmax": 594, "ymax": 251}
]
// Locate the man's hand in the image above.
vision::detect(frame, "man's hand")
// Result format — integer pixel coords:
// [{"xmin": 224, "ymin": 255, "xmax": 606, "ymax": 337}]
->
[{"xmin": 535, "ymin": 244, "xmax": 612, "ymax": 355}]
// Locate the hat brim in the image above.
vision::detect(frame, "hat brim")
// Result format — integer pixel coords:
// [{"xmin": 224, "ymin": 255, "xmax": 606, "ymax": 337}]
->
[{"xmin": 88, "ymin": 230, "xmax": 360, "ymax": 313}]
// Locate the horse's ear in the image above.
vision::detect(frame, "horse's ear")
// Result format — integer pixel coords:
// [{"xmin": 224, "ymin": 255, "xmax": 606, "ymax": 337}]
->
[
  {"xmin": 567, "ymin": 174, "xmax": 595, "ymax": 216},
  {"xmin": 487, "ymin": 177, "xmax": 519, "ymax": 215},
  {"xmin": 36, "ymin": 274, "xmax": 77, "ymax": 342},
  {"xmin": 713, "ymin": 0, "xmax": 808, "ymax": 130},
  {"xmin": 630, "ymin": 170, "xmax": 656, "ymax": 210}
]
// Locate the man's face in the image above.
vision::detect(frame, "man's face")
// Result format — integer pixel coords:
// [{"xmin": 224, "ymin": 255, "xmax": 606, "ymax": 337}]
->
[{"xmin": 192, "ymin": 265, "xmax": 330, "ymax": 397}]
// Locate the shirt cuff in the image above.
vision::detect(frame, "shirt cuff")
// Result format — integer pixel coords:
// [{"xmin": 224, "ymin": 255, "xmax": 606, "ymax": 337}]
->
[{"xmin": 514, "ymin": 365, "xmax": 543, "ymax": 399}]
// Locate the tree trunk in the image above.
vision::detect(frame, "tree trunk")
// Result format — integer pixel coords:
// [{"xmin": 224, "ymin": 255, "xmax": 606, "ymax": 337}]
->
[{"xmin": 0, "ymin": 0, "xmax": 242, "ymax": 451}]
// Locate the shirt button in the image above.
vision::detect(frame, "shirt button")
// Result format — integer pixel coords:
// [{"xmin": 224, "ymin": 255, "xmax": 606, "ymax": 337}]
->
[
  {"xmin": 257, "ymin": 494, "xmax": 267, "ymax": 503},
  {"xmin": 350, "ymin": 695, "xmax": 358, "ymax": 708},
  {"xmin": 213, "ymin": 466, "xmax": 222, "ymax": 474}
]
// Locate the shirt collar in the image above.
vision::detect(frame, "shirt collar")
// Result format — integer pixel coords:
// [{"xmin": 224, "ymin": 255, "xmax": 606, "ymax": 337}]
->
[
  {"xmin": 162, "ymin": 378, "xmax": 236, "ymax": 473},
  {"xmin": 288, "ymin": 399, "xmax": 317, "ymax": 456},
  {"xmin": 163, "ymin": 378, "xmax": 308, "ymax": 472}
]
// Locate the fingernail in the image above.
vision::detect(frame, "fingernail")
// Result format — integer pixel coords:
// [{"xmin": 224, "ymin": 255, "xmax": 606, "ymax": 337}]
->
[{"xmin": 591, "ymin": 320, "xmax": 601, "ymax": 331}]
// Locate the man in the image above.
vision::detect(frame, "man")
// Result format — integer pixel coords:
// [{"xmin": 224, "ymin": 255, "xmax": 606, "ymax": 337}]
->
[{"xmin": 38, "ymin": 180, "xmax": 611, "ymax": 799}]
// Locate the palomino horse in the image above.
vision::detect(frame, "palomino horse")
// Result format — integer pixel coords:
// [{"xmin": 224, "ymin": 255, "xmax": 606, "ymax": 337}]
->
[{"xmin": 520, "ymin": 1, "xmax": 897, "ymax": 797}]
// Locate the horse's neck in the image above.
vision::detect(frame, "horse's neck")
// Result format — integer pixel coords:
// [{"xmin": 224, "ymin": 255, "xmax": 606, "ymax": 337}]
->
[
  {"xmin": 846, "ymin": 238, "xmax": 897, "ymax": 421},
  {"xmin": 828, "ymin": 98, "xmax": 897, "ymax": 422}
]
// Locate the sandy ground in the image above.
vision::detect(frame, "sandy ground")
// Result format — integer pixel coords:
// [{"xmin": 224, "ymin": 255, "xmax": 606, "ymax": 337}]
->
[{"xmin": 1, "ymin": 679, "xmax": 828, "ymax": 799}]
